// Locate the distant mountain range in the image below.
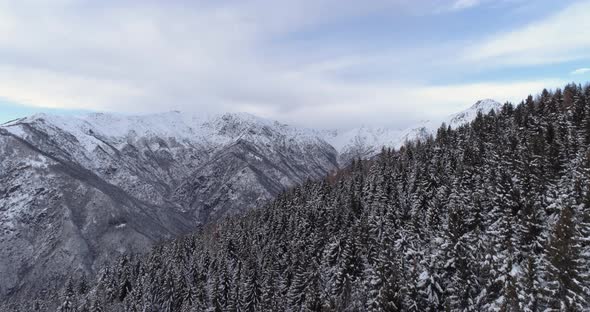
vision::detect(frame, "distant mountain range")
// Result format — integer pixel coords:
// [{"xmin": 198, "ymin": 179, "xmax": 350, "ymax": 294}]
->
[
  {"xmin": 0, "ymin": 99, "xmax": 501, "ymax": 304},
  {"xmin": 330, "ymin": 99, "xmax": 503, "ymax": 161}
]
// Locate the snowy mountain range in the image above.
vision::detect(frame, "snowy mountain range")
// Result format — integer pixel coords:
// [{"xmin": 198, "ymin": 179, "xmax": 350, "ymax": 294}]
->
[
  {"xmin": 331, "ymin": 99, "xmax": 503, "ymax": 161},
  {"xmin": 0, "ymin": 99, "xmax": 501, "ymax": 304}
]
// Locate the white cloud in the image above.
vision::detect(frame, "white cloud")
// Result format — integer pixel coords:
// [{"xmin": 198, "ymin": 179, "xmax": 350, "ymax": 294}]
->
[
  {"xmin": 571, "ymin": 68, "xmax": 590, "ymax": 75},
  {"xmin": 0, "ymin": 0, "xmax": 577, "ymax": 129},
  {"xmin": 443, "ymin": 0, "xmax": 520, "ymax": 12},
  {"xmin": 0, "ymin": 0, "xmax": 445, "ymax": 126},
  {"xmin": 239, "ymin": 78, "xmax": 567, "ymax": 129},
  {"xmin": 464, "ymin": 1, "xmax": 590, "ymax": 66},
  {"xmin": 410, "ymin": 79, "xmax": 567, "ymax": 110},
  {"xmin": 0, "ymin": 65, "xmax": 145, "ymax": 110},
  {"xmin": 451, "ymin": 0, "xmax": 483, "ymax": 11}
]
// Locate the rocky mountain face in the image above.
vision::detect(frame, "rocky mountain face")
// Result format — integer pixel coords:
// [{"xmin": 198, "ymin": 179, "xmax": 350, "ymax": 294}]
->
[
  {"xmin": 0, "ymin": 111, "xmax": 338, "ymax": 304},
  {"xmin": 0, "ymin": 99, "xmax": 501, "ymax": 305}
]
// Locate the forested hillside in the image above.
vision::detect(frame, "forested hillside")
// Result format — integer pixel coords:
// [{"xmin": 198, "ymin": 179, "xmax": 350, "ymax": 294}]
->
[{"xmin": 56, "ymin": 84, "xmax": 590, "ymax": 311}]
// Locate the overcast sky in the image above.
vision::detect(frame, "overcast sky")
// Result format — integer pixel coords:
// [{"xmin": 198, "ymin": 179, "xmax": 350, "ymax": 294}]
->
[{"xmin": 0, "ymin": 0, "xmax": 589, "ymax": 129}]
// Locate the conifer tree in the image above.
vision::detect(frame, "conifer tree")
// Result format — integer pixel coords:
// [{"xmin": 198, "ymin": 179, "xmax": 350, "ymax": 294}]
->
[
  {"xmin": 544, "ymin": 206, "xmax": 588, "ymax": 310},
  {"xmin": 61, "ymin": 83, "xmax": 590, "ymax": 312}
]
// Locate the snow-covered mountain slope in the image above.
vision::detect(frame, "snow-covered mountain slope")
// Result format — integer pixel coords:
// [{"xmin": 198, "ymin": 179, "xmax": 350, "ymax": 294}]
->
[
  {"xmin": 447, "ymin": 99, "xmax": 502, "ymax": 127},
  {"xmin": 327, "ymin": 99, "xmax": 502, "ymax": 162},
  {"xmin": 0, "ymin": 111, "xmax": 338, "ymax": 304},
  {"xmin": 0, "ymin": 99, "xmax": 500, "ymax": 305}
]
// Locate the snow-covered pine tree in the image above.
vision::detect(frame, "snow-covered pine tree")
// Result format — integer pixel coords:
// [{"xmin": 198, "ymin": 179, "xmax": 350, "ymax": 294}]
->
[{"xmin": 544, "ymin": 205, "xmax": 587, "ymax": 310}]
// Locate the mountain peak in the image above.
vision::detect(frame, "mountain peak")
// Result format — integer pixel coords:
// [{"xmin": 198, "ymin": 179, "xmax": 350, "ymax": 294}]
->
[
  {"xmin": 470, "ymin": 99, "xmax": 502, "ymax": 111},
  {"xmin": 446, "ymin": 99, "xmax": 501, "ymax": 129}
]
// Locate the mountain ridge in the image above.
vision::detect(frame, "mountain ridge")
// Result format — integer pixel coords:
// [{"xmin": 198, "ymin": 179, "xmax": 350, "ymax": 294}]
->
[
  {"xmin": 2, "ymin": 99, "xmax": 502, "ymax": 163},
  {"xmin": 57, "ymin": 84, "xmax": 590, "ymax": 312},
  {"xmin": 0, "ymin": 99, "xmax": 501, "ymax": 306}
]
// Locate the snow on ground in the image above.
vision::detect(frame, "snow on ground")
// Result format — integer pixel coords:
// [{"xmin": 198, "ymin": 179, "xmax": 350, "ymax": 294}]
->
[
  {"xmin": 27, "ymin": 155, "xmax": 49, "ymax": 169},
  {"xmin": 3, "ymin": 123, "xmax": 27, "ymax": 138}
]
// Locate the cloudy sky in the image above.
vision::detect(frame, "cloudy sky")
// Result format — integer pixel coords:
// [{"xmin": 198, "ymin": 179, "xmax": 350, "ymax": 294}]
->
[{"xmin": 0, "ymin": 0, "xmax": 589, "ymax": 129}]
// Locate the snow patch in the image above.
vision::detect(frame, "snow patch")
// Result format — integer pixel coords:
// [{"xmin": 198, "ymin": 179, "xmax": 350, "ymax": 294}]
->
[
  {"xmin": 4, "ymin": 124, "xmax": 27, "ymax": 138},
  {"xmin": 27, "ymin": 155, "xmax": 49, "ymax": 169}
]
